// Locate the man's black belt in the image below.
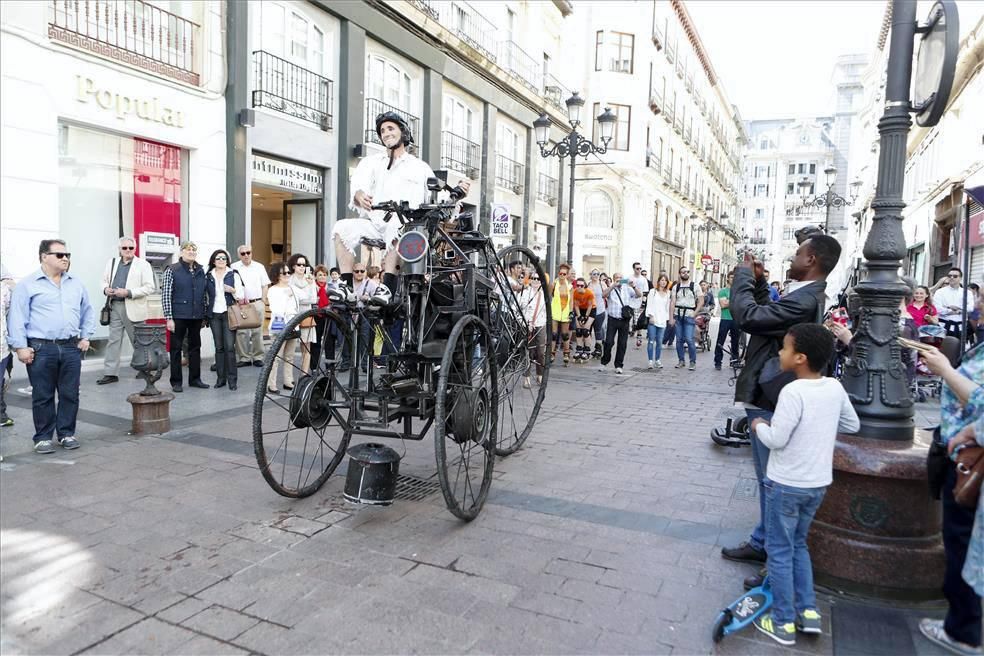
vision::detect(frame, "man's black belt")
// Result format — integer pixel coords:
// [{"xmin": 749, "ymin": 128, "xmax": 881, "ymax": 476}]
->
[
  {"xmin": 29, "ymin": 337, "xmax": 79, "ymax": 345},
  {"xmin": 248, "ymin": 298, "xmax": 262, "ymax": 303}
]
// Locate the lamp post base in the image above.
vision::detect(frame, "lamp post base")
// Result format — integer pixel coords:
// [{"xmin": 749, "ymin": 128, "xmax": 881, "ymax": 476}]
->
[
  {"xmin": 127, "ymin": 391, "xmax": 174, "ymax": 435},
  {"xmin": 808, "ymin": 429, "xmax": 944, "ymax": 601}
]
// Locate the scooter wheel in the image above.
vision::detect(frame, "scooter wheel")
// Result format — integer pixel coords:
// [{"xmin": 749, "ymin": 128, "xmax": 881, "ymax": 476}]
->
[
  {"xmin": 712, "ymin": 608, "xmax": 733, "ymax": 643},
  {"xmin": 734, "ymin": 416, "xmax": 749, "ymax": 435}
]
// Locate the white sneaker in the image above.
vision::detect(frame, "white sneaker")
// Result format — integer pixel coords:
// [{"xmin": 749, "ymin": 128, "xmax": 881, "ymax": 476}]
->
[
  {"xmin": 648, "ymin": 360, "xmax": 654, "ymax": 369},
  {"xmin": 597, "ymin": 365, "xmax": 606, "ymax": 372},
  {"xmin": 919, "ymin": 618, "xmax": 983, "ymax": 655},
  {"xmin": 655, "ymin": 360, "xmax": 663, "ymax": 369},
  {"xmin": 615, "ymin": 367, "xmax": 623, "ymax": 375}
]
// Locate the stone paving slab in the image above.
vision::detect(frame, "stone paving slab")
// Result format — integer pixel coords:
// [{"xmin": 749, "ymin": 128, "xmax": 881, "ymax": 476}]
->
[{"xmin": 0, "ymin": 330, "xmax": 949, "ymax": 655}]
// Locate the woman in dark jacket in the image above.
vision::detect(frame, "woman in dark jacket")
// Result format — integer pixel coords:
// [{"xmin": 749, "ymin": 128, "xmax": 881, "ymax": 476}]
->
[
  {"xmin": 162, "ymin": 241, "xmax": 209, "ymax": 392},
  {"xmin": 205, "ymin": 249, "xmax": 245, "ymax": 390}
]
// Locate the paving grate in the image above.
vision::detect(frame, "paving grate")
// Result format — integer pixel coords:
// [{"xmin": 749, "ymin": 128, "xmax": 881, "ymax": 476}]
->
[
  {"xmin": 393, "ymin": 474, "xmax": 442, "ymax": 501},
  {"xmin": 732, "ymin": 476, "xmax": 759, "ymax": 502}
]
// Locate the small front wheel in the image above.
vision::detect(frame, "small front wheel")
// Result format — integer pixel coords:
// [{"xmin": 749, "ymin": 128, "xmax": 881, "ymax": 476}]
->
[
  {"xmin": 434, "ymin": 314, "xmax": 497, "ymax": 521},
  {"xmin": 712, "ymin": 609, "xmax": 733, "ymax": 643}
]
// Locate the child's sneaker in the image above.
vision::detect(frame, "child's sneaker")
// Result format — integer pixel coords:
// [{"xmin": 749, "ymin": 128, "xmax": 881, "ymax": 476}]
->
[
  {"xmin": 754, "ymin": 612, "xmax": 796, "ymax": 646},
  {"xmin": 0, "ymin": 416, "xmax": 13, "ymax": 427},
  {"xmin": 796, "ymin": 609, "xmax": 822, "ymax": 634}
]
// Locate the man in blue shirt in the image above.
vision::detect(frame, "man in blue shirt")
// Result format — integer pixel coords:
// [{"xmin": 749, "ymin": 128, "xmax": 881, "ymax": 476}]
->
[
  {"xmin": 765, "ymin": 269, "xmax": 782, "ymax": 302},
  {"xmin": 7, "ymin": 239, "xmax": 95, "ymax": 454}
]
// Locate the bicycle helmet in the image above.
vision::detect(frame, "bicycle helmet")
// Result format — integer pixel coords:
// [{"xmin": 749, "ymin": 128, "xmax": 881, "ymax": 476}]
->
[{"xmin": 375, "ymin": 111, "xmax": 414, "ymax": 149}]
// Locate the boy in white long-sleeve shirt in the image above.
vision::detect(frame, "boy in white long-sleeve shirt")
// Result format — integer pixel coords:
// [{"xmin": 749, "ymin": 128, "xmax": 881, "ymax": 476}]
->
[{"xmin": 750, "ymin": 323, "xmax": 860, "ymax": 646}]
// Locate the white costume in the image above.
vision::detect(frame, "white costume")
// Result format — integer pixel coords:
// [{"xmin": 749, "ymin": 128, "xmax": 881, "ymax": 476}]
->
[{"xmin": 333, "ymin": 151, "xmax": 435, "ymax": 254}]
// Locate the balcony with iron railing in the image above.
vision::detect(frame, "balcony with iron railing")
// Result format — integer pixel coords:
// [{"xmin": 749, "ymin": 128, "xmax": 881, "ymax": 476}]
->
[
  {"xmin": 495, "ymin": 154, "xmax": 525, "ymax": 193},
  {"xmin": 536, "ymin": 173, "xmax": 558, "ymax": 206},
  {"xmin": 749, "ymin": 237, "xmax": 768, "ymax": 245},
  {"xmin": 649, "ymin": 87, "xmax": 663, "ymax": 115},
  {"xmin": 673, "ymin": 113, "xmax": 683, "ymax": 135},
  {"xmin": 543, "ymin": 73, "xmax": 571, "ymax": 113},
  {"xmin": 664, "ymin": 103, "xmax": 675, "ymax": 123},
  {"xmin": 252, "ymin": 51, "xmax": 333, "ymax": 130},
  {"xmin": 665, "ymin": 40, "xmax": 676, "ymax": 64},
  {"xmin": 49, "ymin": 0, "xmax": 200, "ymax": 85},
  {"xmin": 685, "ymin": 74, "xmax": 694, "ymax": 94},
  {"xmin": 440, "ymin": 1, "xmax": 497, "ymax": 62},
  {"xmin": 498, "ymin": 40, "xmax": 540, "ymax": 94},
  {"xmin": 683, "ymin": 181, "xmax": 690, "ymax": 199},
  {"xmin": 365, "ymin": 98, "xmax": 420, "ymax": 147},
  {"xmin": 673, "ymin": 175, "xmax": 682, "ymax": 193},
  {"xmin": 441, "ymin": 131, "xmax": 481, "ymax": 178},
  {"xmin": 646, "ymin": 150, "xmax": 661, "ymax": 171},
  {"xmin": 675, "ymin": 57, "xmax": 684, "ymax": 80},
  {"xmin": 662, "ymin": 167, "xmax": 672, "ymax": 185},
  {"xmin": 652, "ymin": 20, "xmax": 663, "ymax": 49},
  {"xmin": 406, "ymin": 0, "xmax": 440, "ymax": 20},
  {"xmin": 684, "ymin": 125, "xmax": 692, "ymax": 144}
]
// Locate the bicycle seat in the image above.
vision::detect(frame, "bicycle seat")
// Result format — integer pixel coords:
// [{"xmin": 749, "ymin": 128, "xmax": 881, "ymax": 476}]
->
[{"xmin": 360, "ymin": 237, "xmax": 387, "ymax": 251}]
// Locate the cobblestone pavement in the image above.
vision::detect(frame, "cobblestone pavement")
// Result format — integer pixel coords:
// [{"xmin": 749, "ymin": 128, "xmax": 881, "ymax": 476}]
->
[{"xmin": 0, "ymin": 330, "xmax": 949, "ymax": 655}]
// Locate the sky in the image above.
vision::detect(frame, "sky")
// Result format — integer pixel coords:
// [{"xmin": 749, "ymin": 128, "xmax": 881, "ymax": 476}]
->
[{"xmin": 683, "ymin": 0, "xmax": 984, "ymax": 122}]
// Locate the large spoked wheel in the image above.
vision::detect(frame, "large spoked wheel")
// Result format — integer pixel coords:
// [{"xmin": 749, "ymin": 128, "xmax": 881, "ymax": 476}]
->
[
  {"xmin": 488, "ymin": 245, "xmax": 552, "ymax": 456},
  {"xmin": 434, "ymin": 314, "xmax": 498, "ymax": 521},
  {"xmin": 253, "ymin": 308, "xmax": 353, "ymax": 498}
]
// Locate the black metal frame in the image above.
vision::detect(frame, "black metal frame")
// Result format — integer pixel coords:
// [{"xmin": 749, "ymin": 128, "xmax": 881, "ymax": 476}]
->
[{"xmin": 252, "ymin": 50, "xmax": 334, "ymax": 130}]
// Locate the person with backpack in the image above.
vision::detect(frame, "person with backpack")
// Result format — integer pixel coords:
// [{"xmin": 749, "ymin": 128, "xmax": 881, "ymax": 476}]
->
[
  {"xmin": 719, "ymin": 234, "xmax": 843, "ymax": 577},
  {"xmin": 668, "ymin": 266, "xmax": 704, "ymax": 370},
  {"xmin": 597, "ymin": 272, "xmax": 636, "ymax": 375}
]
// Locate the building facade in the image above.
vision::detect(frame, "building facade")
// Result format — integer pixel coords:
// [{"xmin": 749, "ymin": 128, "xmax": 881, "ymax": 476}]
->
[
  {"xmin": 224, "ymin": 0, "xmax": 576, "ymax": 270},
  {"xmin": 1, "ymin": 0, "xmax": 227, "ymax": 354},
  {"xmin": 561, "ymin": 0, "xmax": 745, "ymax": 282},
  {"xmin": 845, "ymin": 10, "xmax": 983, "ymax": 292}
]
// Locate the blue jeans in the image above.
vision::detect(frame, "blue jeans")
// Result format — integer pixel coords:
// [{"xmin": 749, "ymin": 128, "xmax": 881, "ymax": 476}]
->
[
  {"xmin": 594, "ymin": 314, "xmax": 606, "ymax": 342},
  {"xmin": 25, "ymin": 341, "xmax": 82, "ymax": 442},
  {"xmin": 764, "ymin": 479, "xmax": 826, "ymax": 625},
  {"xmin": 674, "ymin": 315, "xmax": 696, "ymax": 363},
  {"xmin": 646, "ymin": 324, "xmax": 665, "ymax": 361},
  {"xmin": 747, "ymin": 408, "xmax": 774, "ymax": 552}
]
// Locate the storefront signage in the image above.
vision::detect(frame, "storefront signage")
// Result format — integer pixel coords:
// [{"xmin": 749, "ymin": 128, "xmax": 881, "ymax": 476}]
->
[
  {"xmin": 970, "ymin": 209, "xmax": 984, "ymax": 248},
  {"xmin": 252, "ymin": 155, "xmax": 323, "ymax": 195},
  {"xmin": 75, "ymin": 76, "xmax": 185, "ymax": 127},
  {"xmin": 491, "ymin": 204, "xmax": 511, "ymax": 236},
  {"xmin": 583, "ymin": 231, "xmax": 615, "ymax": 243}
]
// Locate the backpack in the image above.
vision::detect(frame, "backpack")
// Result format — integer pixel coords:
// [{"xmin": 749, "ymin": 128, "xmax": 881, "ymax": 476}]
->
[{"xmin": 675, "ymin": 282, "xmax": 696, "ymax": 313}]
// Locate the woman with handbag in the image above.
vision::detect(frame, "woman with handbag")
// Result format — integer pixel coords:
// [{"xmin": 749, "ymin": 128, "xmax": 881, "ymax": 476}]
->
[
  {"xmin": 205, "ymin": 249, "xmax": 245, "ymax": 390},
  {"xmin": 266, "ymin": 262, "xmax": 299, "ymax": 394},
  {"xmin": 287, "ymin": 253, "xmax": 317, "ymax": 374},
  {"xmin": 917, "ymin": 343, "xmax": 983, "ymax": 654}
]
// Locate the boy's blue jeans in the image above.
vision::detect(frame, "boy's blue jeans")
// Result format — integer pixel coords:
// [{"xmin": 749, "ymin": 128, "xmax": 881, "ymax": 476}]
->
[
  {"xmin": 646, "ymin": 325, "xmax": 664, "ymax": 361},
  {"xmin": 764, "ymin": 479, "xmax": 826, "ymax": 625}
]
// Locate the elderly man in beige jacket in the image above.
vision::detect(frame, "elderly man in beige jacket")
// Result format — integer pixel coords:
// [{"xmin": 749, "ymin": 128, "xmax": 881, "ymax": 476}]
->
[{"xmin": 97, "ymin": 237, "xmax": 156, "ymax": 385}]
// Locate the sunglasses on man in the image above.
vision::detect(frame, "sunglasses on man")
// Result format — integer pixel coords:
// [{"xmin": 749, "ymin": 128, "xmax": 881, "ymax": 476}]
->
[{"xmin": 46, "ymin": 252, "xmax": 71, "ymax": 259}]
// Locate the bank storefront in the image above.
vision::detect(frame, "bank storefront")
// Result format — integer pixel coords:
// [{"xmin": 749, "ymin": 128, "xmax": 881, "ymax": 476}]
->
[{"xmin": 1, "ymin": 15, "xmax": 226, "ymax": 355}]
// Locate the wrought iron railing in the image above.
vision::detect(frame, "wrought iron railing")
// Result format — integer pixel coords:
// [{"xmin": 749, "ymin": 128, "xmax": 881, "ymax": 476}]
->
[
  {"xmin": 662, "ymin": 167, "xmax": 672, "ymax": 185},
  {"xmin": 49, "ymin": 0, "xmax": 199, "ymax": 85},
  {"xmin": 652, "ymin": 18, "xmax": 664, "ymax": 49},
  {"xmin": 441, "ymin": 131, "xmax": 481, "ymax": 177},
  {"xmin": 498, "ymin": 40, "xmax": 540, "ymax": 93},
  {"xmin": 364, "ymin": 98, "xmax": 420, "ymax": 147},
  {"xmin": 674, "ymin": 175, "xmax": 682, "ymax": 192},
  {"xmin": 252, "ymin": 51, "xmax": 332, "ymax": 130},
  {"xmin": 495, "ymin": 154, "xmax": 525, "ymax": 192},
  {"xmin": 649, "ymin": 87, "xmax": 663, "ymax": 114},
  {"xmin": 441, "ymin": 1, "xmax": 497, "ymax": 61},
  {"xmin": 536, "ymin": 173, "xmax": 558, "ymax": 205},
  {"xmin": 543, "ymin": 73, "xmax": 571, "ymax": 112},
  {"xmin": 664, "ymin": 102, "xmax": 675, "ymax": 123},
  {"xmin": 646, "ymin": 150, "xmax": 661, "ymax": 170},
  {"xmin": 665, "ymin": 39, "xmax": 676, "ymax": 64},
  {"xmin": 406, "ymin": 0, "xmax": 439, "ymax": 20}
]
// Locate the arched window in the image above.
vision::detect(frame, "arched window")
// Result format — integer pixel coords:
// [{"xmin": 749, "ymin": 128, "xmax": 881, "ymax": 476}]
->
[{"xmin": 583, "ymin": 191, "xmax": 614, "ymax": 228}]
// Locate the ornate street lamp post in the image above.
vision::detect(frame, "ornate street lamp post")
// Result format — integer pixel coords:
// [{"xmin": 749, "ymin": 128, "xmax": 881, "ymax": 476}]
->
[
  {"xmin": 798, "ymin": 167, "xmax": 863, "ymax": 232},
  {"xmin": 809, "ymin": 0, "xmax": 959, "ymax": 599},
  {"xmin": 534, "ymin": 94, "xmax": 616, "ymax": 266}
]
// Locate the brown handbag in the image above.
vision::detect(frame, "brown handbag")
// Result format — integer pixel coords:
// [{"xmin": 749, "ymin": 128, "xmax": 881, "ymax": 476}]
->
[
  {"xmin": 953, "ymin": 444, "xmax": 984, "ymax": 509},
  {"xmin": 227, "ymin": 302, "xmax": 262, "ymax": 330}
]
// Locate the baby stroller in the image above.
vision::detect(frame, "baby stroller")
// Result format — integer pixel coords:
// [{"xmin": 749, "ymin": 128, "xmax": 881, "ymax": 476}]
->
[{"xmin": 695, "ymin": 311, "xmax": 713, "ymax": 353}]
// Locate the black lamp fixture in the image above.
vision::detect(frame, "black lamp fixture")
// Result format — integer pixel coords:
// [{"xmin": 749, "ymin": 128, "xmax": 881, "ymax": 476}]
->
[
  {"xmin": 798, "ymin": 165, "xmax": 862, "ymax": 232},
  {"xmin": 534, "ymin": 93, "xmax": 617, "ymax": 264}
]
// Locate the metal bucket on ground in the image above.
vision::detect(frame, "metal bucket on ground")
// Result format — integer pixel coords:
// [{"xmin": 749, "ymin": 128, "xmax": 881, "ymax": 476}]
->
[{"xmin": 343, "ymin": 443, "xmax": 401, "ymax": 505}]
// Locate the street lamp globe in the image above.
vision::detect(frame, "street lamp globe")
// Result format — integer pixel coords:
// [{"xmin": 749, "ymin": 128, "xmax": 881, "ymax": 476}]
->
[
  {"xmin": 565, "ymin": 92, "xmax": 585, "ymax": 127},
  {"xmin": 597, "ymin": 107, "xmax": 617, "ymax": 145},
  {"xmin": 533, "ymin": 113, "xmax": 551, "ymax": 147},
  {"xmin": 850, "ymin": 178, "xmax": 863, "ymax": 200},
  {"xmin": 798, "ymin": 178, "xmax": 812, "ymax": 201},
  {"xmin": 824, "ymin": 166, "xmax": 838, "ymax": 188}
]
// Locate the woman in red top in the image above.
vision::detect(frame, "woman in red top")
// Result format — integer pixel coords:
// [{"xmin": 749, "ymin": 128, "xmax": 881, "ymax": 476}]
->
[
  {"xmin": 571, "ymin": 277, "xmax": 596, "ymax": 362},
  {"xmin": 309, "ymin": 265, "xmax": 333, "ymax": 369},
  {"xmin": 908, "ymin": 285, "xmax": 939, "ymax": 329}
]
